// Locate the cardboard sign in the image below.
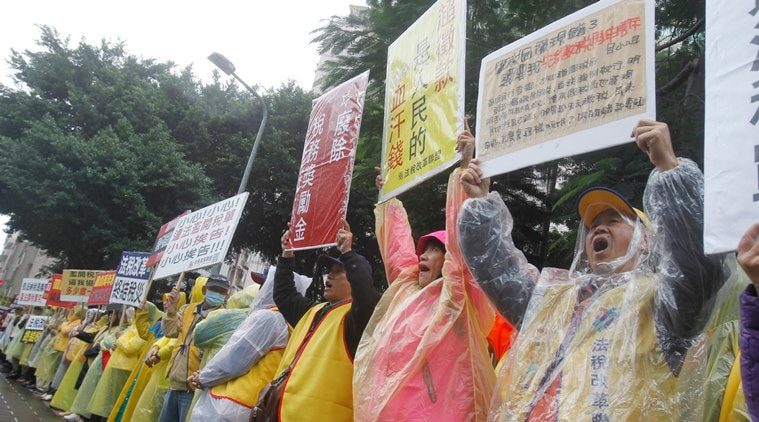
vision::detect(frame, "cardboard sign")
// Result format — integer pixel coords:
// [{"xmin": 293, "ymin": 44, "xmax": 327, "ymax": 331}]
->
[{"xmin": 109, "ymin": 252, "xmax": 151, "ymax": 306}]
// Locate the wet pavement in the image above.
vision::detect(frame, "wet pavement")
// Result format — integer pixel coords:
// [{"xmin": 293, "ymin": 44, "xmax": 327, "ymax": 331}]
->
[{"xmin": 0, "ymin": 375, "xmax": 61, "ymax": 421}]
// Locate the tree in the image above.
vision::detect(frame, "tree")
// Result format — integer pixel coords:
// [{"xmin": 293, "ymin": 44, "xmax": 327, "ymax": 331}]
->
[{"xmin": 312, "ymin": 0, "xmax": 709, "ymax": 270}]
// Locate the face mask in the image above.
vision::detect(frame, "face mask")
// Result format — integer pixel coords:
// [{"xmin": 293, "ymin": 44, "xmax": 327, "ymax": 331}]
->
[{"xmin": 205, "ymin": 291, "xmax": 226, "ymax": 307}]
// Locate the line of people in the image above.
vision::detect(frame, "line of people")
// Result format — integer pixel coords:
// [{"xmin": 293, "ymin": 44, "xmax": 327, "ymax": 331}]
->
[{"xmin": 0, "ymin": 118, "xmax": 756, "ymax": 421}]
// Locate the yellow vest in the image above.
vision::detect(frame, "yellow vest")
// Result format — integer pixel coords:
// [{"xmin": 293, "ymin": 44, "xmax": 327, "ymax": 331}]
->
[
  {"xmin": 53, "ymin": 319, "xmax": 80, "ymax": 352},
  {"xmin": 277, "ymin": 301, "xmax": 354, "ymax": 421},
  {"xmin": 210, "ymin": 346, "xmax": 285, "ymax": 408},
  {"xmin": 496, "ymin": 274, "xmax": 702, "ymax": 420}
]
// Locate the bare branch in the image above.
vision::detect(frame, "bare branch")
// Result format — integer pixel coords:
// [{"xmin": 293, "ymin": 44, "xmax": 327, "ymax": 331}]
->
[{"xmin": 656, "ymin": 18, "xmax": 704, "ymax": 52}]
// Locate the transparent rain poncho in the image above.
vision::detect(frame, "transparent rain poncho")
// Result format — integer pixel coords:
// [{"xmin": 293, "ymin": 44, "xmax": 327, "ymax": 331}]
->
[
  {"xmin": 190, "ymin": 268, "xmax": 311, "ymax": 422},
  {"xmin": 457, "ymin": 158, "xmax": 731, "ymax": 420},
  {"xmin": 354, "ymin": 169, "xmax": 496, "ymax": 422}
]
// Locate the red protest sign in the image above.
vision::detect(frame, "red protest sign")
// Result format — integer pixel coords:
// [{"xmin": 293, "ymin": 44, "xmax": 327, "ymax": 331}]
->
[
  {"xmin": 288, "ymin": 71, "xmax": 369, "ymax": 250},
  {"xmin": 147, "ymin": 211, "xmax": 190, "ymax": 268},
  {"xmin": 45, "ymin": 274, "xmax": 76, "ymax": 308},
  {"xmin": 88, "ymin": 271, "xmax": 116, "ymax": 305}
]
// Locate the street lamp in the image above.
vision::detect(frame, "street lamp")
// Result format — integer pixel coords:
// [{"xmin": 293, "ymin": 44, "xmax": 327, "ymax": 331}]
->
[{"xmin": 208, "ymin": 52, "xmax": 269, "ymax": 195}]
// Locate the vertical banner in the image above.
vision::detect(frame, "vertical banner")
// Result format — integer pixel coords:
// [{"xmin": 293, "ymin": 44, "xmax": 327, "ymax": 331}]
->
[
  {"xmin": 146, "ymin": 211, "xmax": 190, "ymax": 268},
  {"xmin": 704, "ymin": 0, "xmax": 759, "ymax": 254},
  {"xmin": 109, "ymin": 252, "xmax": 151, "ymax": 306},
  {"xmin": 16, "ymin": 278, "xmax": 49, "ymax": 307},
  {"xmin": 45, "ymin": 274, "xmax": 75, "ymax": 308},
  {"xmin": 476, "ymin": 0, "xmax": 655, "ymax": 177},
  {"xmin": 60, "ymin": 270, "xmax": 98, "ymax": 302},
  {"xmin": 379, "ymin": 0, "xmax": 466, "ymax": 201},
  {"xmin": 154, "ymin": 193, "xmax": 249, "ymax": 279},
  {"xmin": 88, "ymin": 271, "xmax": 116, "ymax": 306},
  {"xmin": 288, "ymin": 71, "xmax": 370, "ymax": 250}
]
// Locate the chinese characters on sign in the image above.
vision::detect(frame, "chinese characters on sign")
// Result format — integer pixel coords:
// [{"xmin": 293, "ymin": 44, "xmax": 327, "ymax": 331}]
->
[
  {"xmin": 16, "ymin": 278, "xmax": 48, "ymax": 307},
  {"xmin": 146, "ymin": 211, "xmax": 190, "ymax": 268},
  {"xmin": 88, "ymin": 271, "xmax": 116, "ymax": 306},
  {"xmin": 46, "ymin": 274, "xmax": 75, "ymax": 308},
  {"xmin": 153, "ymin": 193, "xmax": 248, "ymax": 279},
  {"xmin": 109, "ymin": 252, "xmax": 151, "ymax": 306},
  {"xmin": 703, "ymin": 0, "xmax": 759, "ymax": 254},
  {"xmin": 288, "ymin": 71, "xmax": 369, "ymax": 250},
  {"xmin": 379, "ymin": 0, "xmax": 466, "ymax": 201},
  {"xmin": 476, "ymin": 0, "xmax": 655, "ymax": 177},
  {"xmin": 60, "ymin": 270, "xmax": 98, "ymax": 302},
  {"xmin": 25, "ymin": 316, "xmax": 49, "ymax": 331}
]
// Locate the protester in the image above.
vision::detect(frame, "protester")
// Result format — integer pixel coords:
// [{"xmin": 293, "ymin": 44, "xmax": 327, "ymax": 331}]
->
[
  {"xmin": 737, "ymin": 221, "xmax": 759, "ymax": 420},
  {"xmin": 158, "ymin": 275, "xmax": 229, "ymax": 422},
  {"xmin": 267, "ymin": 220, "xmax": 379, "ymax": 421},
  {"xmin": 46, "ymin": 306, "xmax": 85, "ymax": 399},
  {"xmin": 33, "ymin": 311, "xmax": 65, "ymax": 396},
  {"xmin": 67, "ymin": 310, "xmax": 125, "ymax": 421},
  {"xmin": 457, "ymin": 119, "xmax": 729, "ymax": 419},
  {"xmin": 189, "ymin": 269, "xmax": 311, "ymax": 421},
  {"xmin": 353, "ymin": 125, "xmax": 496, "ymax": 421},
  {"xmin": 123, "ymin": 293, "xmax": 186, "ymax": 422},
  {"xmin": 50, "ymin": 308, "xmax": 103, "ymax": 412}
]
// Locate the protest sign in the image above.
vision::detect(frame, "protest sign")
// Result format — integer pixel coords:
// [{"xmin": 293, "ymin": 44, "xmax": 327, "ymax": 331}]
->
[
  {"xmin": 46, "ymin": 274, "xmax": 75, "ymax": 308},
  {"xmin": 22, "ymin": 330, "xmax": 43, "ymax": 343},
  {"xmin": 60, "ymin": 270, "xmax": 98, "ymax": 302},
  {"xmin": 88, "ymin": 271, "xmax": 116, "ymax": 306},
  {"xmin": 16, "ymin": 278, "xmax": 48, "ymax": 307},
  {"xmin": 288, "ymin": 71, "xmax": 369, "ymax": 250},
  {"xmin": 476, "ymin": 0, "xmax": 655, "ymax": 177},
  {"xmin": 147, "ymin": 211, "xmax": 190, "ymax": 268},
  {"xmin": 703, "ymin": 1, "xmax": 759, "ymax": 254},
  {"xmin": 25, "ymin": 315, "xmax": 49, "ymax": 331},
  {"xmin": 379, "ymin": 0, "xmax": 466, "ymax": 201},
  {"xmin": 109, "ymin": 252, "xmax": 151, "ymax": 306},
  {"xmin": 154, "ymin": 193, "xmax": 248, "ymax": 279}
]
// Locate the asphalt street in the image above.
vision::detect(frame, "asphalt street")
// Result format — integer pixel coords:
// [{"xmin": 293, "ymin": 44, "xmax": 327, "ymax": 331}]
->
[{"xmin": 0, "ymin": 375, "xmax": 60, "ymax": 421}]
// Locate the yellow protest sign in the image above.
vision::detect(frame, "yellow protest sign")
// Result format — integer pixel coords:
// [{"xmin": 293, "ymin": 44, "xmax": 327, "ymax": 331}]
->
[
  {"xmin": 60, "ymin": 269, "xmax": 98, "ymax": 302},
  {"xmin": 379, "ymin": 0, "xmax": 466, "ymax": 201}
]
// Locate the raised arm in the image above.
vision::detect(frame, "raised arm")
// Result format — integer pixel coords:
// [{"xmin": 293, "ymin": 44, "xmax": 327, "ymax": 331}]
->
[
  {"xmin": 336, "ymin": 220, "xmax": 381, "ymax": 357},
  {"xmin": 374, "ymin": 170, "xmax": 418, "ymax": 284},
  {"xmin": 457, "ymin": 160, "xmax": 539, "ymax": 328},
  {"xmin": 635, "ymin": 121, "xmax": 727, "ymax": 349},
  {"xmin": 273, "ymin": 228, "xmax": 317, "ymax": 327}
]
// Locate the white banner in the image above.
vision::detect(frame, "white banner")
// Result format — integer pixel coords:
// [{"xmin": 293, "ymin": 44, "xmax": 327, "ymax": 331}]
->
[
  {"xmin": 154, "ymin": 192, "xmax": 249, "ymax": 279},
  {"xmin": 704, "ymin": 0, "xmax": 759, "ymax": 254},
  {"xmin": 475, "ymin": 0, "xmax": 655, "ymax": 177},
  {"xmin": 16, "ymin": 278, "xmax": 49, "ymax": 307},
  {"xmin": 109, "ymin": 251, "xmax": 151, "ymax": 306},
  {"xmin": 25, "ymin": 315, "xmax": 49, "ymax": 331}
]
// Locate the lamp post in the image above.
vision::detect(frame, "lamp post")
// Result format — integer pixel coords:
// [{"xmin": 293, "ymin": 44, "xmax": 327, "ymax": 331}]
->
[
  {"xmin": 208, "ymin": 52, "xmax": 269, "ymax": 195},
  {"xmin": 207, "ymin": 52, "xmax": 268, "ymax": 279}
]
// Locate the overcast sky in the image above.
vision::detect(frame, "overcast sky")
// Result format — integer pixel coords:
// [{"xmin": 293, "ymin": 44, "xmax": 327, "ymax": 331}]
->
[{"xmin": 0, "ymin": 0, "xmax": 361, "ymax": 253}]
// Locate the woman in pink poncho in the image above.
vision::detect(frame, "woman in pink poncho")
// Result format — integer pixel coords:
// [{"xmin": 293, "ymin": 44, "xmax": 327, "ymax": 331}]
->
[{"xmin": 353, "ymin": 126, "xmax": 496, "ymax": 421}]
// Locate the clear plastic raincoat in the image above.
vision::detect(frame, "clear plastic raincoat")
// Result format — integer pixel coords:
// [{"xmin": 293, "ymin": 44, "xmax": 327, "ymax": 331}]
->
[
  {"xmin": 190, "ymin": 268, "xmax": 310, "ymax": 422},
  {"xmin": 457, "ymin": 158, "xmax": 730, "ymax": 420},
  {"xmin": 354, "ymin": 169, "xmax": 496, "ymax": 421}
]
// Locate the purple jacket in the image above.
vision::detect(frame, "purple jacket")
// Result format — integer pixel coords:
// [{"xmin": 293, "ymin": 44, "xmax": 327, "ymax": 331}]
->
[{"xmin": 740, "ymin": 284, "xmax": 759, "ymax": 420}]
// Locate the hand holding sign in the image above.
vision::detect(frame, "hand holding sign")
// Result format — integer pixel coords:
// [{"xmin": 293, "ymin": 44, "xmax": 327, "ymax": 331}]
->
[
  {"xmin": 281, "ymin": 226, "xmax": 294, "ymax": 258},
  {"xmin": 738, "ymin": 222, "xmax": 759, "ymax": 287},
  {"xmin": 336, "ymin": 220, "xmax": 353, "ymax": 255},
  {"xmin": 456, "ymin": 118, "xmax": 475, "ymax": 170},
  {"xmin": 167, "ymin": 287, "xmax": 180, "ymax": 316},
  {"xmin": 461, "ymin": 160, "xmax": 491, "ymax": 199},
  {"xmin": 632, "ymin": 119, "xmax": 678, "ymax": 172}
]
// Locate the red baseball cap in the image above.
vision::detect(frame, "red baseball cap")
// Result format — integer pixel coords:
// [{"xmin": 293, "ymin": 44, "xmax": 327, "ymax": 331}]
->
[{"xmin": 416, "ymin": 230, "xmax": 446, "ymax": 257}]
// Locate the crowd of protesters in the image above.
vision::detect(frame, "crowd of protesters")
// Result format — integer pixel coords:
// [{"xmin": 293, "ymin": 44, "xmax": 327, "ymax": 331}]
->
[{"xmin": 0, "ymin": 119, "xmax": 756, "ymax": 421}]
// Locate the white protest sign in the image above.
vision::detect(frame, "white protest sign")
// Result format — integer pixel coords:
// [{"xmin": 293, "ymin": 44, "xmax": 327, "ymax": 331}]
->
[
  {"xmin": 476, "ymin": 0, "xmax": 655, "ymax": 177},
  {"xmin": 16, "ymin": 278, "xmax": 49, "ymax": 307},
  {"xmin": 25, "ymin": 315, "xmax": 49, "ymax": 331},
  {"xmin": 154, "ymin": 192, "xmax": 249, "ymax": 279},
  {"xmin": 704, "ymin": 0, "xmax": 759, "ymax": 254},
  {"xmin": 109, "ymin": 252, "xmax": 151, "ymax": 306}
]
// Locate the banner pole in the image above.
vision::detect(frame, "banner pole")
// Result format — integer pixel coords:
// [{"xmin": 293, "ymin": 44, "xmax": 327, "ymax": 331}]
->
[{"xmin": 140, "ymin": 268, "xmax": 157, "ymax": 308}]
